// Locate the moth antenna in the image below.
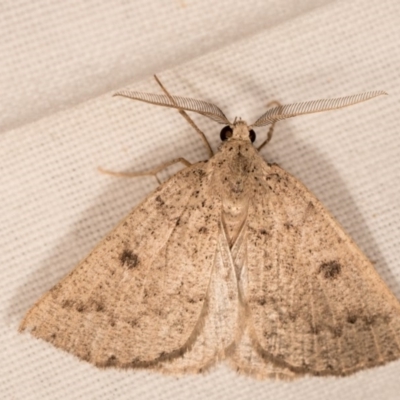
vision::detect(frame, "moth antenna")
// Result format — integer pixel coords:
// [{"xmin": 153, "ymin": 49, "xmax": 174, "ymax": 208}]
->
[
  {"xmin": 153, "ymin": 75, "xmax": 177, "ymax": 106},
  {"xmin": 251, "ymin": 91, "xmax": 387, "ymax": 127},
  {"xmin": 153, "ymin": 75, "xmax": 214, "ymax": 157},
  {"xmin": 114, "ymin": 84, "xmax": 231, "ymax": 125}
]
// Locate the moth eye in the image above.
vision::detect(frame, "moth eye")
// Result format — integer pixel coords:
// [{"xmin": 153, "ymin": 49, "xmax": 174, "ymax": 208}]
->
[
  {"xmin": 220, "ymin": 126, "xmax": 233, "ymax": 141},
  {"xmin": 249, "ymin": 129, "xmax": 256, "ymax": 143}
]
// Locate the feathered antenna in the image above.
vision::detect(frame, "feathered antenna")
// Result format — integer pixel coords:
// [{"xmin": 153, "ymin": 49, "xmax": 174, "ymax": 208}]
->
[
  {"xmin": 251, "ymin": 91, "xmax": 387, "ymax": 127},
  {"xmin": 115, "ymin": 79, "xmax": 387, "ymax": 153},
  {"xmin": 114, "ymin": 80, "xmax": 231, "ymax": 126}
]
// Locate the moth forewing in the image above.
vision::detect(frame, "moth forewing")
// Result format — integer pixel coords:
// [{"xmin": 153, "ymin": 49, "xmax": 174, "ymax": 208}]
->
[{"xmin": 245, "ymin": 162, "xmax": 400, "ymax": 376}]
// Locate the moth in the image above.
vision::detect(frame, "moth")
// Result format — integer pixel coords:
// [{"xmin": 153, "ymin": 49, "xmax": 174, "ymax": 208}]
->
[{"xmin": 20, "ymin": 77, "xmax": 400, "ymax": 379}]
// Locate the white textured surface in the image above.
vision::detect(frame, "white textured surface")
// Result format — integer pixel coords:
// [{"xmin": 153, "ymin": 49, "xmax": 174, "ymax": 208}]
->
[{"xmin": 1, "ymin": 0, "xmax": 400, "ymax": 399}]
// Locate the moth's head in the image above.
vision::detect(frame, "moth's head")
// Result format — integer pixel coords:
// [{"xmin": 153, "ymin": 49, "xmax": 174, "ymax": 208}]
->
[{"xmin": 220, "ymin": 119, "xmax": 256, "ymax": 144}]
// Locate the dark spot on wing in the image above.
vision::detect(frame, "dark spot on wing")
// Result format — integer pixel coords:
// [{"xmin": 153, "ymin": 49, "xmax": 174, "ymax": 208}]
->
[
  {"xmin": 61, "ymin": 299, "xmax": 73, "ymax": 309},
  {"xmin": 120, "ymin": 249, "xmax": 139, "ymax": 269},
  {"xmin": 257, "ymin": 297, "xmax": 266, "ymax": 306},
  {"xmin": 94, "ymin": 301, "xmax": 105, "ymax": 312},
  {"xmin": 129, "ymin": 319, "xmax": 139, "ymax": 328},
  {"xmin": 105, "ymin": 355, "xmax": 117, "ymax": 366},
  {"xmin": 347, "ymin": 314, "xmax": 358, "ymax": 324},
  {"xmin": 198, "ymin": 226, "xmax": 208, "ymax": 234},
  {"xmin": 76, "ymin": 304, "xmax": 85, "ymax": 313},
  {"xmin": 310, "ymin": 324, "xmax": 321, "ymax": 335},
  {"xmin": 319, "ymin": 260, "xmax": 342, "ymax": 279},
  {"xmin": 155, "ymin": 195, "xmax": 165, "ymax": 206},
  {"xmin": 50, "ymin": 283, "xmax": 61, "ymax": 293},
  {"xmin": 264, "ymin": 263, "xmax": 273, "ymax": 271}
]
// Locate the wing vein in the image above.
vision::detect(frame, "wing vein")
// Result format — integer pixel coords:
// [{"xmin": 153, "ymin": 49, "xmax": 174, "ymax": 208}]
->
[
  {"xmin": 305, "ymin": 267, "xmax": 318, "ymax": 366},
  {"xmin": 346, "ymin": 267, "xmax": 384, "ymax": 363},
  {"xmin": 313, "ymin": 272, "xmax": 344, "ymax": 372}
]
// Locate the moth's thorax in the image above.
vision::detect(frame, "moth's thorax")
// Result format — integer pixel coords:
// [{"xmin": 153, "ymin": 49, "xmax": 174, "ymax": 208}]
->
[
  {"xmin": 212, "ymin": 134, "xmax": 258, "ymax": 246},
  {"xmin": 214, "ymin": 139, "xmax": 256, "ymax": 195}
]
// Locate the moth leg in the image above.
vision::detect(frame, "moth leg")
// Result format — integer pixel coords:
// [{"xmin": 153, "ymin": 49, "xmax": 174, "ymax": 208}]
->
[
  {"xmin": 154, "ymin": 75, "xmax": 214, "ymax": 158},
  {"xmin": 98, "ymin": 157, "xmax": 192, "ymax": 184},
  {"xmin": 257, "ymin": 101, "xmax": 282, "ymax": 152}
]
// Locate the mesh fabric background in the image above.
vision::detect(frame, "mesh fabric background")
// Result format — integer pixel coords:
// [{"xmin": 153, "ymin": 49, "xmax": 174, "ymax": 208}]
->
[{"xmin": 1, "ymin": 1, "xmax": 400, "ymax": 399}]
